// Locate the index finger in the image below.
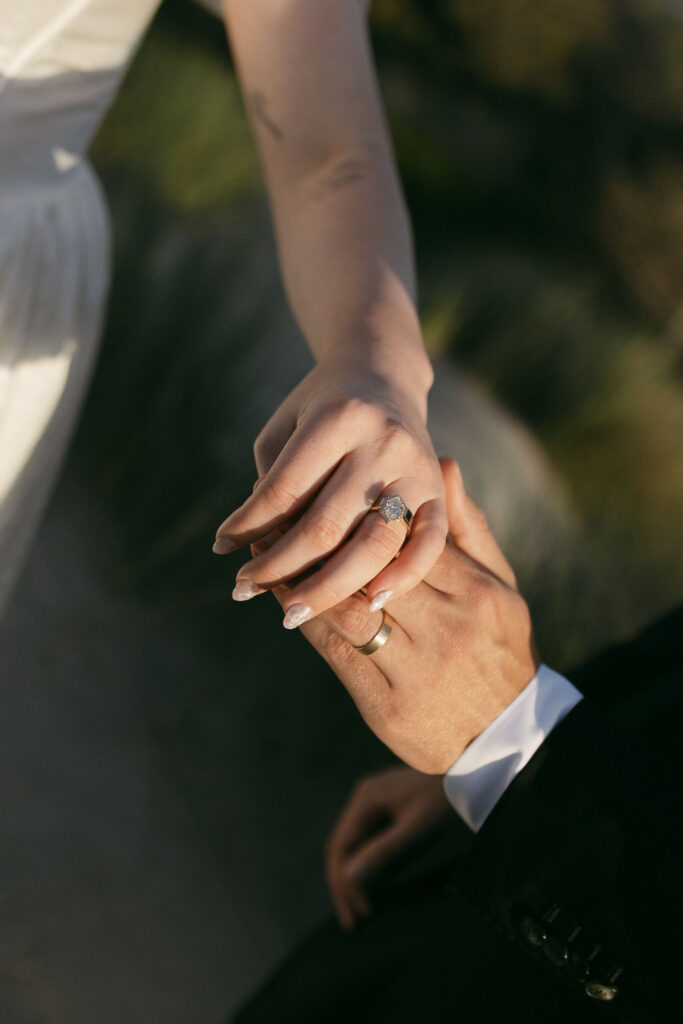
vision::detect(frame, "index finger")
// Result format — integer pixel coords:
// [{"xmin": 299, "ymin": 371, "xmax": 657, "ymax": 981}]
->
[{"xmin": 215, "ymin": 418, "xmax": 347, "ymax": 547}]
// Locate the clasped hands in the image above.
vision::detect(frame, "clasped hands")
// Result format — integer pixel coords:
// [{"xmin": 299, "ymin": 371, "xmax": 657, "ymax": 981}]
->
[
  {"xmin": 261, "ymin": 456, "xmax": 538, "ymax": 774},
  {"xmin": 259, "ymin": 456, "xmax": 539, "ymax": 928},
  {"xmin": 213, "ymin": 357, "xmax": 446, "ymax": 626},
  {"xmin": 216, "ymin": 366, "xmax": 539, "ymax": 926}
]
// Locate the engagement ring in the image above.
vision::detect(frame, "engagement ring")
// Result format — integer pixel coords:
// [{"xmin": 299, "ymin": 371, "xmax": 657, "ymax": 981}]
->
[{"xmin": 370, "ymin": 495, "xmax": 413, "ymax": 534}]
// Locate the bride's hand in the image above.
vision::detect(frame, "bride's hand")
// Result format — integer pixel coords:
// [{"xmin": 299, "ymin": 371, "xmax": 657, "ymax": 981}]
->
[
  {"xmin": 266, "ymin": 457, "xmax": 536, "ymax": 775},
  {"xmin": 213, "ymin": 355, "xmax": 446, "ymax": 628}
]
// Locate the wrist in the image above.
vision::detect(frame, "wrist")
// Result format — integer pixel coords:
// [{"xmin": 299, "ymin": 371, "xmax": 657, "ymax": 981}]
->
[{"xmin": 318, "ymin": 329, "xmax": 434, "ymax": 414}]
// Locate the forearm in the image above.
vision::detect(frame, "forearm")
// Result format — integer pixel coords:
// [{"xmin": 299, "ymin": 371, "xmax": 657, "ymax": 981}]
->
[
  {"xmin": 222, "ymin": 0, "xmax": 432, "ymax": 398},
  {"xmin": 272, "ymin": 148, "xmax": 426, "ymax": 381}
]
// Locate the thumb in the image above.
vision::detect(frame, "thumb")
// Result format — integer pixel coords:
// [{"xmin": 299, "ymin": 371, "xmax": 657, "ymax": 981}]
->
[{"xmin": 440, "ymin": 457, "xmax": 517, "ymax": 589}]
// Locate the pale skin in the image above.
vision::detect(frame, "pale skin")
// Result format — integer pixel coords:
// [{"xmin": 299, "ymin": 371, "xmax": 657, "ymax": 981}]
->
[
  {"xmin": 215, "ymin": 0, "xmax": 445, "ymax": 627},
  {"xmin": 260, "ymin": 457, "xmax": 539, "ymax": 929}
]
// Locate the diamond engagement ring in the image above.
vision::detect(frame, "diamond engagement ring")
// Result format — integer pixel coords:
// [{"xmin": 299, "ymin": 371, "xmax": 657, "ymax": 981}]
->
[{"xmin": 370, "ymin": 495, "xmax": 413, "ymax": 534}]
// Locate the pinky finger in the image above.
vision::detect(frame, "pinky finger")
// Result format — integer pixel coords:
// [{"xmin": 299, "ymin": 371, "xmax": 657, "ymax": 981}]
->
[{"xmin": 365, "ymin": 498, "xmax": 448, "ymax": 610}]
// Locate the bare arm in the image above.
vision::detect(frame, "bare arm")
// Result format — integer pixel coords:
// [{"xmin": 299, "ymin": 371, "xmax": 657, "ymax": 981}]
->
[
  {"xmin": 216, "ymin": 0, "xmax": 445, "ymax": 627},
  {"xmin": 221, "ymin": 0, "xmax": 431, "ymax": 394}
]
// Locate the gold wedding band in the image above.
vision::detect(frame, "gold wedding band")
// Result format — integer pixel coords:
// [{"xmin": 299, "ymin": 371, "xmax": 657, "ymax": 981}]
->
[
  {"xmin": 370, "ymin": 495, "xmax": 413, "ymax": 535},
  {"xmin": 353, "ymin": 610, "xmax": 395, "ymax": 656}
]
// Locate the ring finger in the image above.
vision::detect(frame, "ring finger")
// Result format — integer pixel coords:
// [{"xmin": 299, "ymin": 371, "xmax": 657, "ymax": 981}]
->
[
  {"xmin": 234, "ymin": 452, "xmax": 376, "ymax": 599},
  {"xmin": 275, "ymin": 585, "xmax": 410, "ymax": 671},
  {"xmin": 277, "ymin": 479, "xmax": 424, "ymax": 629}
]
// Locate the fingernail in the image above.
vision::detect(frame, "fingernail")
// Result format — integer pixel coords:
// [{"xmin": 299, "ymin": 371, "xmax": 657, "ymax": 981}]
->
[
  {"xmin": 232, "ymin": 580, "xmax": 264, "ymax": 602},
  {"xmin": 213, "ymin": 537, "xmax": 237, "ymax": 555},
  {"xmin": 283, "ymin": 604, "xmax": 313, "ymax": 630},
  {"xmin": 369, "ymin": 590, "xmax": 393, "ymax": 613}
]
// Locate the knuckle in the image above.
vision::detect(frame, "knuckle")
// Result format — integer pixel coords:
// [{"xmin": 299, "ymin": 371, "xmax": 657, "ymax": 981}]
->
[
  {"xmin": 335, "ymin": 597, "xmax": 372, "ymax": 639},
  {"xmin": 302, "ymin": 512, "xmax": 346, "ymax": 550},
  {"xmin": 360, "ymin": 520, "xmax": 401, "ymax": 563},
  {"xmin": 312, "ymin": 576, "xmax": 348, "ymax": 607},
  {"xmin": 260, "ymin": 477, "xmax": 299, "ymax": 516},
  {"xmin": 468, "ymin": 571, "xmax": 499, "ymax": 613},
  {"xmin": 384, "ymin": 417, "xmax": 411, "ymax": 445},
  {"xmin": 323, "ymin": 630, "xmax": 356, "ymax": 667},
  {"xmin": 339, "ymin": 394, "xmax": 374, "ymax": 420},
  {"xmin": 374, "ymin": 419, "xmax": 411, "ymax": 459},
  {"xmin": 322, "ymin": 394, "xmax": 368, "ymax": 430}
]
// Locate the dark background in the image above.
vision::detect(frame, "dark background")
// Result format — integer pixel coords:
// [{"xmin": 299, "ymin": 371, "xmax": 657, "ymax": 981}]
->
[{"xmin": 1, "ymin": 2, "xmax": 681, "ymax": 1021}]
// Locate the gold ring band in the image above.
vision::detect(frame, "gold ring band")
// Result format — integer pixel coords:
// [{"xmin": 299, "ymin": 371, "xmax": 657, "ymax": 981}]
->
[
  {"xmin": 370, "ymin": 495, "xmax": 413, "ymax": 534},
  {"xmin": 354, "ymin": 610, "xmax": 395, "ymax": 656}
]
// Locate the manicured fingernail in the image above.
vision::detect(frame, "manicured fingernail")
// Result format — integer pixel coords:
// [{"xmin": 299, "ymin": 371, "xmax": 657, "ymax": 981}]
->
[
  {"xmin": 283, "ymin": 604, "xmax": 313, "ymax": 630},
  {"xmin": 232, "ymin": 580, "xmax": 264, "ymax": 602},
  {"xmin": 213, "ymin": 537, "xmax": 237, "ymax": 555},
  {"xmin": 369, "ymin": 590, "xmax": 393, "ymax": 613}
]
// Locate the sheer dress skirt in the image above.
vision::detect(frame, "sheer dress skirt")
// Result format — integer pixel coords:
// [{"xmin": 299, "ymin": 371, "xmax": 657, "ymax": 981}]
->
[{"xmin": 0, "ymin": 161, "xmax": 110, "ymax": 614}]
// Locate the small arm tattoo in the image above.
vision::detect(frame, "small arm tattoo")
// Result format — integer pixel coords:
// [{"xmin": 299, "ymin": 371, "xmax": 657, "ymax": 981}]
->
[
  {"xmin": 316, "ymin": 158, "xmax": 368, "ymax": 198},
  {"xmin": 249, "ymin": 92, "xmax": 284, "ymax": 142}
]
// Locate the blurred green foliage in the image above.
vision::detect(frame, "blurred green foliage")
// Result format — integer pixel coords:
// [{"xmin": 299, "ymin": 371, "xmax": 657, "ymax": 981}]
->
[
  {"xmin": 85, "ymin": 0, "xmax": 683, "ymax": 666},
  {"xmin": 93, "ymin": 5, "xmax": 259, "ymax": 209}
]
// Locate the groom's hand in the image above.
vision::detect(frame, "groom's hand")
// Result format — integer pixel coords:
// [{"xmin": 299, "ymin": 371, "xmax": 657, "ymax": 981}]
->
[{"xmin": 268, "ymin": 458, "xmax": 539, "ymax": 774}]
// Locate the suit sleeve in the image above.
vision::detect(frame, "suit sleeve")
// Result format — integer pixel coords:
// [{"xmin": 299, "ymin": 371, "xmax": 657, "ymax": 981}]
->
[{"xmin": 449, "ymin": 698, "xmax": 683, "ymax": 1022}]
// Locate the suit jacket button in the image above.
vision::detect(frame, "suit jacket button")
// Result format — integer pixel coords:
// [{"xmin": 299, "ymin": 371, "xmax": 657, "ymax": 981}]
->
[
  {"xmin": 543, "ymin": 935, "xmax": 569, "ymax": 966},
  {"xmin": 585, "ymin": 982, "xmax": 618, "ymax": 1001},
  {"xmin": 519, "ymin": 915, "xmax": 546, "ymax": 947}
]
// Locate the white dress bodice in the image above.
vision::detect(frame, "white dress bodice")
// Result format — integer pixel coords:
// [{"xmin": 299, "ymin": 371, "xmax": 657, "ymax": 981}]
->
[
  {"xmin": 0, "ymin": 0, "xmax": 172, "ymax": 611},
  {"xmin": 0, "ymin": 1, "xmax": 162, "ymax": 195}
]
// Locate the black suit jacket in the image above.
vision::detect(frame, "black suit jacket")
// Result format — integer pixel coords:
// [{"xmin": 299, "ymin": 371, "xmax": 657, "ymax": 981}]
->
[
  {"xmin": 235, "ymin": 606, "xmax": 683, "ymax": 1024},
  {"xmin": 453, "ymin": 605, "xmax": 683, "ymax": 1021}
]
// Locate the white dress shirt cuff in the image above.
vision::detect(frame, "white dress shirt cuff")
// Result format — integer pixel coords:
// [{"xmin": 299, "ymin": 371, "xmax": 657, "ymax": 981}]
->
[{"xmin": 443, "ymin": 665, "xmax": 583, "ymax": 832}]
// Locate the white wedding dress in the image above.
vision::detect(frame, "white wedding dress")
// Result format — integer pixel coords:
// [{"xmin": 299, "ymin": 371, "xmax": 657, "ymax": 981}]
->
[{"xmin": 0, "ymin": 0, "xmax": 225, "ymax": 613}]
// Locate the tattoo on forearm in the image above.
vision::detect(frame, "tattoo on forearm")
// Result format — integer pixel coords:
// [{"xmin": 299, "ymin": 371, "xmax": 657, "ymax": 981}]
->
[
  {"xmin": 249, "ymin": 92, "xmax": 284, "ymax": 141},
  {"xmin": 316, "ymin": 158, "xmax": 367, "ymax": 198}
]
